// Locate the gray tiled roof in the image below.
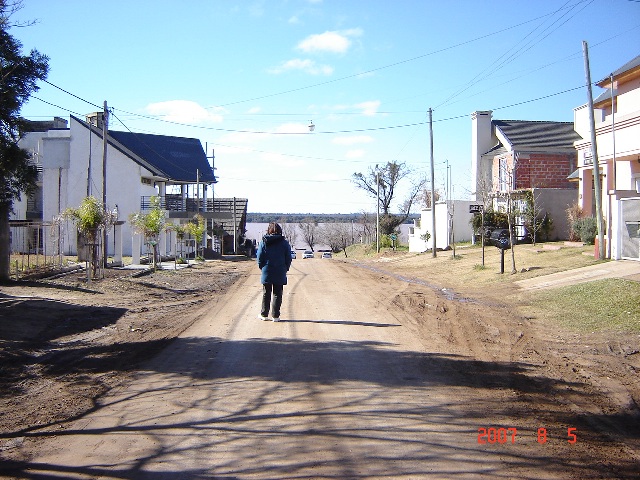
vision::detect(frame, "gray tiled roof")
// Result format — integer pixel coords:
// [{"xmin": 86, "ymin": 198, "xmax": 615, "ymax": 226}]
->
[
  {"xmin": 593, "ymin": 88, "xmax": 614, "ymax": 105},
  {"xmin": 597, "ymin": 54, "xmax": 640, "ymax": 85},
  {"xmin": 72, "ymin": 115, "xmax": 216, "ymax": 183},
  {"xmin": 493, "ymin": 120, "xmax": 582, "ymax": 150},
  {"xmin": 594, "ymin": 54, "xmax": 640, "ymax": 104},
  {"xmin": 109, "ymin": 130, "xmax": 216, "ymax": 183}
]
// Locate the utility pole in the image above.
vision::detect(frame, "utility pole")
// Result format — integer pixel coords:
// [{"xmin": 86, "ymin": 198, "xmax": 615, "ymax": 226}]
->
[
  {"xmin": 376, "ymin": 165, "xmax": 380, "ymax": 253},
  {"xmin": 582, "ymin": 41, "xmax": 605, "ymax": 260},
  {"xmin": 196, "ymin": 168, "xmax": 200, "ymax": 212},
  {"xmin": 102, "ymin": 100, "xmax": 109, "ymax": 267},
  {"xmin": 429, "ymin": 108, "xmax": 436, "ymax": 257},
  {"xmin": 87, "ymin": 119, "xmax": 92, "ymax": 196}
]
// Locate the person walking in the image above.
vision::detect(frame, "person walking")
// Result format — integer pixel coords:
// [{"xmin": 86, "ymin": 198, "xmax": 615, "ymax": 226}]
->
[{"xmin": 257, "ymin": 222, "xmax": 292, "ymax": 321}]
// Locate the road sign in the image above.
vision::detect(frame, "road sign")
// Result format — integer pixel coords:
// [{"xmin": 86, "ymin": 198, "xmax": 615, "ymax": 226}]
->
[
  {"xmin": 469, "ymin": 204, "xmax": 483, "ymax": 214},
  {"xmin": 390, "ymin": 234, "xmax": 397, "ymax": 240}
]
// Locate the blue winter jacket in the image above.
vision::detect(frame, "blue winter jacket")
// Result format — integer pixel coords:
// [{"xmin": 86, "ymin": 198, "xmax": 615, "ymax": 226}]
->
[{"xmin": 257, "ymin": 234, "xmax": 292, "ymax": 285}]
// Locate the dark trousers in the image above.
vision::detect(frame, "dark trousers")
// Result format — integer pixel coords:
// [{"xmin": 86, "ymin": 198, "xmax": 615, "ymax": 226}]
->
[{"xmin": 261, "ymin": 283, "xmax": 283, "ymax": 318}]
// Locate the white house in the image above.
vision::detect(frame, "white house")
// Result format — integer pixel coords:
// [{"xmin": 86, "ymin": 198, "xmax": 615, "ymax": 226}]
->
[
  {"xmin": 573, "ymin": 54, "xmax": 640, "ymax": 260},
  {"xmin": 14, "ymin": 114, "xmax": 249, "ymax": 263},
  {"xmin": 408, "ymin": 201, "xmax": 475, "ymax": 252}
]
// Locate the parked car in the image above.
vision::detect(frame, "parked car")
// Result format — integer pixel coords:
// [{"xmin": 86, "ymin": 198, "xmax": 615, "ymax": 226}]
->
[
  {"xmin": 303, "ymin": 250, "xmax": 314, "ymax": 259},
  {"xmin": 321, "ymin": 252, "xmax": 332, "ymax": 259},
  {"xmin": 291, "ymin": 250, "xmax": 296, "ymax": 259}
]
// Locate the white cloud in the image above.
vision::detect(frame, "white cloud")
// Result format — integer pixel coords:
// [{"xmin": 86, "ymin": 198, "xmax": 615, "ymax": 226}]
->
[
  {"xmin": 261, "ymin": 152, "xmax": 306, "ymax": 168},
  {"xmin": 247, "ymin": 106, "xmax": 262, "ymax": 114},
  {"xmin": 345, "ymin": 149, "xmax": 366, "ymax": 159},
  {"xmin": 296, "ymin": 29, "xmax": 362, "ymax": 54},
  {"xmin": 213, "ymin": 144, "xmax": 253, "ymax": 156},
  {"xmin": 355, "ymin": 100, "xmax": 380, "ymax": 116},
  {"xmin": 273, "ymin": 122, "xmax": 313, "ymax": 134},
  {"xmin": 332, "ymin": 135, "xmax": 374, "ymax": 146},
  {"xmin": 219, "ymin": 130, "xmax": 269, "ymax": 145},
  {"xmin": 268, "ymin": 58, "xmax": 333, "ymax": 75},
  {"xmin": 145, "ymin": 100, "xmax": 225, "ymax": 124},
  {"xmin": 218, "ymin": 122, "xmax": 311, "ymax": 145},
  {"xmin": 314, "ymin": 100, "xmax": 382, "ymax": 117}
]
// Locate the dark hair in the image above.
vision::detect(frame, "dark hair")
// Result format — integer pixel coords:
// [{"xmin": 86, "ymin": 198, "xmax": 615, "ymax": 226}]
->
[{"xmin": 267, "ymin": 222, "xmax": 282, "ymax": 235}]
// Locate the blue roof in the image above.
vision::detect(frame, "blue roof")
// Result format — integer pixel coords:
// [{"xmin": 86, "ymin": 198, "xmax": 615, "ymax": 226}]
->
[{"xmin": 108, "ymin": 130, "xmax": 216, "ymax": 183}]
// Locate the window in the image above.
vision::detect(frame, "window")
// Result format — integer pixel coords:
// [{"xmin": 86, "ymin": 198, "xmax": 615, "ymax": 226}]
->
[{"xmin": 498, "ymin": 158, "xmax": 509, "ymax": 191}]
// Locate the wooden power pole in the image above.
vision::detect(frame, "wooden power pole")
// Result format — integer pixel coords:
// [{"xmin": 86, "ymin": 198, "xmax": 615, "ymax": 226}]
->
[
  {"xmin": 582, "ymin": 42, "xmax": 605, "ymax": 260},
  {"xmin": 102, "ymin": 100, "xmax": 109, "ymax": 267}
]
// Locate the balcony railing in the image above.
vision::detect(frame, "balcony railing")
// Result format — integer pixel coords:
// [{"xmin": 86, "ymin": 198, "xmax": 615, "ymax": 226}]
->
[{"xmin": 140, "ymin": 195, "xmax": 246, "ymax": 213}]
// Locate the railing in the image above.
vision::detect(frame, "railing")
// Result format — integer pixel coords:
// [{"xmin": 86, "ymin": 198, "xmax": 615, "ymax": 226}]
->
[
  {"xmin": 9, "ymin": 220, "xmax": 72, "ymax": 280},
  {"xmin": 140, "ymin": 195, "xmax": 205, "ymax": 212},
  {"xmin": 140, "ymin": 195, "xmax": 248, "ymax": 213}
]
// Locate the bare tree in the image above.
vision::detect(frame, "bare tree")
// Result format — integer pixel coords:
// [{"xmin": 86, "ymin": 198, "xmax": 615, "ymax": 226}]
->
[
  {"xmin": 321, "ymin": 223, "xmax": 353, "ymax": 257},
  {"xmin": 357, "ymin": 211, "xmax": 375, "ymax": 243},
  {"xmin": 522, "ymin": 189, "xmax": 547, "ymax": 245},
  {"xmin": 417, "ymin": 185, "xmax": 442, "ymax": 209},
  {"xmin": 280, "ymin": 220, "xmax": 297, "ymax": 248},
  {"xmin": 494, "ymin": 160, "xmax": 518, "ymax": 274},
  {"xmin": 298, "ymin": 218, "xmax": 318, "ymax": 251},
  {"xmin": 352, "ymin": 161, "xmax": 425, "ymax": 234}
]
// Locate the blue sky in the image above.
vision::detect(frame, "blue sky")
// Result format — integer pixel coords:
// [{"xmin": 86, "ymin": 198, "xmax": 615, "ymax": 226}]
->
[{"xmin": 13, "ymin": 0, "xmax": 640, "ymax": 214}]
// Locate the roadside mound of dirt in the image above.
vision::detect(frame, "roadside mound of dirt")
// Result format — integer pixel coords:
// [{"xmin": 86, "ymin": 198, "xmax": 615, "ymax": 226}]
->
[
  {"xmin": 0, "ymin": 258, "xmax": 252, "ymax": 436},
  {"xmin": 350, "ymin": 256, "xmax": 640, "ymax": 467}
]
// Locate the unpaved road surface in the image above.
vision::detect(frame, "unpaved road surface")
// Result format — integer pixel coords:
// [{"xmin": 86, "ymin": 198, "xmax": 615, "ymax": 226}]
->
[{"xmin": 1, "ymin": 257, "xmax": 639, "ymax": 479}]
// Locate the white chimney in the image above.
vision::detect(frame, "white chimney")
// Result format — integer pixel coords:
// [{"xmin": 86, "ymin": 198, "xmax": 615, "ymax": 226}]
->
[
  {"xmin": 86, "ymin": 112, "xmax": 104, "ymax": 129},
  {"xmin": 471, "ymin": 110, "xmax": 493, "ymax": 201}
]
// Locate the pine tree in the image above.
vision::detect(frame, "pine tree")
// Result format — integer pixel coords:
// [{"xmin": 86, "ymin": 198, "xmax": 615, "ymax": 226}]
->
[{"xmin": 0, "ymin": 2, "xmax": 49, "ymax": 281}]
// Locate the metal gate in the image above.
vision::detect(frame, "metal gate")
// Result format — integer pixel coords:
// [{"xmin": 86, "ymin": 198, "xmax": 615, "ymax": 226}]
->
[
  {"xmin": 621, "ymin": 198, "xmax": 640, "ymax": 260},
  {"xmin": 9, "ymin": 220, "xmax": 65, "ymax": 279}
]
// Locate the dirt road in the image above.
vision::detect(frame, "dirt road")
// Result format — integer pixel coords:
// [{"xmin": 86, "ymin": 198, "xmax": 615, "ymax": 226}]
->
[{"xmin": 2, "ymin": 258, "xmax": 638, "ymax": 478}]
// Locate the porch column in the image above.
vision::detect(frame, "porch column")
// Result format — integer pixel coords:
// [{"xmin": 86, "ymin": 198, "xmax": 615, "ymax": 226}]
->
[
  {"xmin": 157, "ymin": 181, "xmax": 166, "ymax": 201},
  {"xmin": 132, "ymin": 233, "xmax": 141, "ymax": 265},
  {"xmin": 579, "ymin": 169, "xmax": 593, "ymax": 216},
  {"xmin": 113, "ymin": 221, "xmax": 124, "ymax": 266},
  {"xmin": 159, "ymin": 229, "xmax": 167, "ymax": 258}
]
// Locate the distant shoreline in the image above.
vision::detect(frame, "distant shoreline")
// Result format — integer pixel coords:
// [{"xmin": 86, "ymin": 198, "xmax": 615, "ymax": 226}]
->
[{"xmin": 247, "ymin": 212, "xmax": 418, "ymax": 223}]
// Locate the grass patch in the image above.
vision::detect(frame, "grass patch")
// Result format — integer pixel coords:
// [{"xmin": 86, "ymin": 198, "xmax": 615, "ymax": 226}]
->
[
  {"xmin": 345, "ymin": 242, "xmax": 600, "ymax": 290},
  {"xmin": 522, "ymin": 279, "xmax": 640, "ymax": 333}
]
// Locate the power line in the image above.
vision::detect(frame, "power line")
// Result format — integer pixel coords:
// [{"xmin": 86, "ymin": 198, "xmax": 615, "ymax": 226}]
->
[
  {"xmin": 31, "ymin": 96, "xmax": 85, "ymax": 117},
  {"xmin": 206, "ymin": 6, "xmax": 583, "ymax": 109},
  {"xmin": 435, "ymin": 0, "xmax": 593, "ymax": 110},
  {"xmin": 34, "ymin": 81, "xmax": 588, "ymax": 137},
  {"xmin": 43, "ymin": 79, "xmax": 103, "ymax": 110}
]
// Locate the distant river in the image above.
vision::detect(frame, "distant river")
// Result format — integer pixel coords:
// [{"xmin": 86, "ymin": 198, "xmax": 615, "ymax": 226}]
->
[{"xmin": 245, "ymin": 222, "xmax": 411, "ymax": 251}]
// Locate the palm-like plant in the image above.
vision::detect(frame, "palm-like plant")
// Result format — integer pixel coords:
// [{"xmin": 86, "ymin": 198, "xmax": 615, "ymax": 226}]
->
[
  {"xmin": 129, "ymin": 196, "xmax": 167, "ymax": 269},
  {"xmin": 57, "ymin": 196, "xmax": 117, "ymax": 278}
]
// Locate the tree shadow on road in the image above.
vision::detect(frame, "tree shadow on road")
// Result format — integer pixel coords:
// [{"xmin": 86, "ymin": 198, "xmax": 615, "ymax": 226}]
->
[
  {"xmin": 2, "ymin": 335, "xmax": 638, "ymax": 479},
  {"xmin": 0, "ymin": 296, "xmax": 128, "ymax": 398}
]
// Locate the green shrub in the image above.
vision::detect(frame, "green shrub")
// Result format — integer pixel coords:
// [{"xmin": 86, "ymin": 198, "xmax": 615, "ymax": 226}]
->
[
  {"xmin": 573, "ymin": 217, "xmax": 597, "ymax": 244},
  {"xmin": 380, "ymin": 234, "xmax": 393, "ymax": 248}
]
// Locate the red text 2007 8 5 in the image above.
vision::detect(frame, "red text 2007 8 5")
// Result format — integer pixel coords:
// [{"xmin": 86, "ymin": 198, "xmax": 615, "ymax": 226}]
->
[{"xmin": 477, "ymin": 427, "xmax": 577, "ymax": 444}]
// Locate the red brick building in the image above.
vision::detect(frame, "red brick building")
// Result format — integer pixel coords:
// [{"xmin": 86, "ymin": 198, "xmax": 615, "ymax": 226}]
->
[{"xmin": 471, "ymin": 112, "xmax": 582, "ymax": 240}]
